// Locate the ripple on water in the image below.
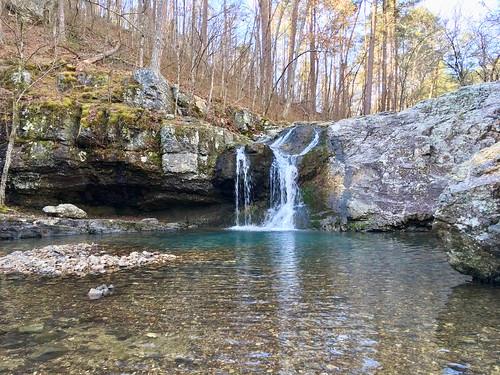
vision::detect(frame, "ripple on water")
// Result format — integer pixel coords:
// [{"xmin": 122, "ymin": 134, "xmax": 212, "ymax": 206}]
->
[{"xmin": 0, "ymin": 230, "xmax": 498, "ymax": 374}]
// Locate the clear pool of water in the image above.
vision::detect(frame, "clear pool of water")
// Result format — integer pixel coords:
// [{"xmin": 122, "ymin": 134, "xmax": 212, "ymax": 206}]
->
[{"xmin": 0, "ymin": 230, "xmax": 498, "ymax": 374}]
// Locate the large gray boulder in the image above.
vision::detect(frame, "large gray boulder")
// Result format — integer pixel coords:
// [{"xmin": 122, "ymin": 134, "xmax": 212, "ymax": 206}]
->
[
  {"xmin": 301, "ymin": 82, "xmax": 499, "ymax": 232},
  {"xmin": 233, "ymin": 108, "xmax": 260, "ymax": 132},
  {"xmin": 127, "ymin": 69, "xmax": 175, "ymax": 114},
  {"xmin": 6, "ymin": 0, "xmax": 54, "ymax": 22},
  {"xmin": 42, "ymin": 203, "xmax": 87, "ymax": 219},
  {"xmin": 434, "ymin": 143, "xmax": 500, "ymax": 283}
]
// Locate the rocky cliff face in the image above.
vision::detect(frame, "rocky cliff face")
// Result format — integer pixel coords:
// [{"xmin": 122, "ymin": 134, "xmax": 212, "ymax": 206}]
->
[
  {"xmin": 1, "ymin": 68, "xmax": 249, "ymax": 213},
  {"xmin": 434, "ymin": 143, "xmax": 499, "ymax": 283},
  {"xmin": 301, "ymin": 82, "xmax": 499, "ymax": 232},
  {"xmin": 297, "ymin": 82, "xmax": 499, "ymax": 282},
  {"xmin": 6, "ymin": 114, "xmax": 245, "ymax": 210}
]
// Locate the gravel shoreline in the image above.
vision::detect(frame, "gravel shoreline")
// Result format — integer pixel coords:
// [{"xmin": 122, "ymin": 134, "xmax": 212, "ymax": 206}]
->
[{"xmin": 0, "ymin": 243, "xmax": 176, "ymax": 277}]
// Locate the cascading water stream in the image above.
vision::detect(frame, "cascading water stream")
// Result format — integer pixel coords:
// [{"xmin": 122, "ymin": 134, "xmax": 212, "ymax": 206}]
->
[
  {"xmin": 231, "ymin": 127, "xmax": 319, "ymax": 230},
  {"xmin": 262, "ymin": 128, "xmax": 319, "ymax": 230},
  {"xmin": 234, "ymin": 146, "xmax": 252, "ymax": 226}
]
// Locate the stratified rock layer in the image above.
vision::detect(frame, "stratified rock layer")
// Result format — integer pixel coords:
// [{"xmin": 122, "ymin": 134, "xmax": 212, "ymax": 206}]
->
[
  {"xmin": 0, "ymin": 214, "xmax": 184, "ymax": 240},
  {"xmin": 4, "ymin": 113, "xmax": 245, "ymax": 210}
]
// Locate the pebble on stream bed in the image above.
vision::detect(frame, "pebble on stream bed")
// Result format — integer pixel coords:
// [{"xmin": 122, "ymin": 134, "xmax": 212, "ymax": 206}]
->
[{"xmin": 0, "ymin": 243, "xmax": 176, "ymax": 277}]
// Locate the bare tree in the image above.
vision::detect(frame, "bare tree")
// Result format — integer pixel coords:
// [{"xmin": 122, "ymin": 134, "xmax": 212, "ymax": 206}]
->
[
  {"xmin": 363, "ymin": 0, "xmax": 378, "ymax": 115},
  {"xmin": 259, "ymin": 0, "xmax": 273, "ymax": 109},
  {"xmin": 443, "ymin": 14, "xmax": 473, "ymax": 86},
  {"xmin": 282, "ymin": 0, "xmax": 300, "ymax": 118},
  {"xmin": 150, "ymin": 0, "xmax": 167, "ymax": 75},
  {"xmin": 58, "ymin": 0, "xmax": 65, "ymax": 42}
]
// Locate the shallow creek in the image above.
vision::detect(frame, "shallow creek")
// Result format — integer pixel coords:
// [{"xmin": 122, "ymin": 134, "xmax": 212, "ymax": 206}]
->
[{"xmin": 0, "ymin": 230, "xmax": 498, "ymax": 374}]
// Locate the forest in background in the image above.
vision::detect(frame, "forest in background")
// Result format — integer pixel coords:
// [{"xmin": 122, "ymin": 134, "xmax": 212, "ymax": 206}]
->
[{"xmin": 0, "ymin": 0, "xmax": 498, "ymax": 122}]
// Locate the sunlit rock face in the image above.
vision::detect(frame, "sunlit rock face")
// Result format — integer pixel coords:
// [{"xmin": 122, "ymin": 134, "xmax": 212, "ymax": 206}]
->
[
  {"xmin": 295, "ymin": 82, "xmax": 499, "ymax": 281},
  {"xmin": 299, "ymin": 82, "xmax": 499, "ymax": 232},
  {"xmin": 434, "ymin": 143, "xmax": 500, "ymax": 283}
]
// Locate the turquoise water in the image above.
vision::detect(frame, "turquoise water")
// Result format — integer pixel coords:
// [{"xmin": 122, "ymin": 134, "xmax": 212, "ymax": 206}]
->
[{"xmin": 0, "ymin": 230, "xmax": 499, "ymax": 374}]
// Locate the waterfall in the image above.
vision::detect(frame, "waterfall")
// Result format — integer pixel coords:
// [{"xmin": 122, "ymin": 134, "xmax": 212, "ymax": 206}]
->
[
  {"xmin": 262, "ymin": 128, "xmax": 319, "ymax": 230},
  {"xmin": 230, "ymin": 127, "xmax": 319, "ymax": 231},
  {"xmin": 234, "ymin": 146, "xmax": 252, "ymax": 227}
]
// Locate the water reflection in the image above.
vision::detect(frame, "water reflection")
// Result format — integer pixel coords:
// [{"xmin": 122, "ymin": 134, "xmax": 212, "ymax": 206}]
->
[{"xmin": 0, "ymin": 230, "xmax": 498, "ymax": 374}]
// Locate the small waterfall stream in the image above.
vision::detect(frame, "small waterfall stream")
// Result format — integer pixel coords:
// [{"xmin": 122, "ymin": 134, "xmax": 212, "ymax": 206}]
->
[
  {"xmin": 234, "ymin": 146, "xmax": 252, "ymax": 226},
  {"xmin": 231, "ymin": 127, "xmax": 319, "ymax": 230},
  {"xmin": 263, "ymin": 128, "xmax": 319, "ymax": 230}
]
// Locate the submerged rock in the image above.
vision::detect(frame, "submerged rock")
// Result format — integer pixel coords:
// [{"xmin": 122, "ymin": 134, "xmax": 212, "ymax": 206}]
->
[
  {"xmin": 18, "ymin": 323, "xmax": 44, "ymax": 334},
  {"xmin": 0, "ymin": 243, "xmax": 176, "ymax": 277},
  {"xmin": 42, "ymin": 203, "xmax": 87, "ymax": 219},
  {"xmin": 88, "ymin": 284, "xmax": 114, "ymax": 300}
]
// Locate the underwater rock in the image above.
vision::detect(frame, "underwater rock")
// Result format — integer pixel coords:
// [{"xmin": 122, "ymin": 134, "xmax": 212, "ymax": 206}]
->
[
  {"xmin": 88, "ymin": 284, "xmax": 114, "ymax": 300},
  {"xmin": 18, "ymin": 323, "xmax": 44, "ymax": 334}
]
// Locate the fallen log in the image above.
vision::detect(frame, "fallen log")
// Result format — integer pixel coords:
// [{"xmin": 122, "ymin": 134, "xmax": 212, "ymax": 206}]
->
[{"xmin": 76, "ymin": 42, "xmax": 121, "ymax": 70}]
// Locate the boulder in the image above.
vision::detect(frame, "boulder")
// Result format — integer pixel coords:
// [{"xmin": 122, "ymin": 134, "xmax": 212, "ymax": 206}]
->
[
  {"xmin": 434, "ymin": 143, "xmax": 500, "ymax": 283},
  {"xmin": 11, "ymin": 70, "xmax": 32, "ymax": 86},
  {"xmin": 160, "ymin": 119, "xmax": 246, "ymax": 178},
  {"xmin": 299, "ymin": 82, "xmax": 499, "ymax": 232},
  {"xmin": 127, "ymin": 68, "xmax": 175, "ymax": 113},
  {"xmin": 42, "ymin": 204, "xmax": 87, "ymax": 219},
  {"xmin": 171, "ymin": 86, "xmax": 208, "ymax": 116},
  {"xmin": 5, "ymin": 0, "xmax": 53, "ymax": 22},
  {"xmin": 88, "ymin": 284, "xmax": 114, "ymax": 300},
  {"xmin": 233, "ymin": 108, "xmax": 260, "ymax": 132}
]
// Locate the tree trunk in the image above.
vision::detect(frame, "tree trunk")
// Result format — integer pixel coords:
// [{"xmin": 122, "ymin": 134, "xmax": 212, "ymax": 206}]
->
[
  {"xmin": 0, "ymin": 100, "xmax": 19, "ymax": 207},
  {"xmin": 77, "ymin": 42, "xmax": 121, "ymax": 69},
  {"xmin": 150, "ymin": 0, "xmax": 167, "ymax": 75},
  {"xmin": 189, "ymin": 0, "xmax": 197, "ymax": 88},
  {"xmin": 363, "ymin": 0, "xmax": 377, "ymax": 115},
  {"xmin": 137, "ymin": 0, "xmax": 145, "ymax": 67},
  {"xmin": 380, "ymin": 0, "xmax": 388, "ymax": 111},
  {"xmin": 282, "ymin": 0, "xmax": 300, "ymax": 117},
  {"xmin": 308, "ymin": 1, "xmax": 317, "ymax": 114},
  {"xmin": 107, "ymin": 0, "xmax": 112, "ymax": 21},
  {"xmin": 0, "ymin": 0, "xmax": 4, "ymax": 43},
  {"xmin": 58, "ymin": 0, "xmax": 66, "ymax": 42},
  {"xmin": 259, "ymin": 0, "xmax": 273, "ymax": 110},
  {"xmin": 201, "ymin": 0, "xmax": 208, "ymax": 55}
]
